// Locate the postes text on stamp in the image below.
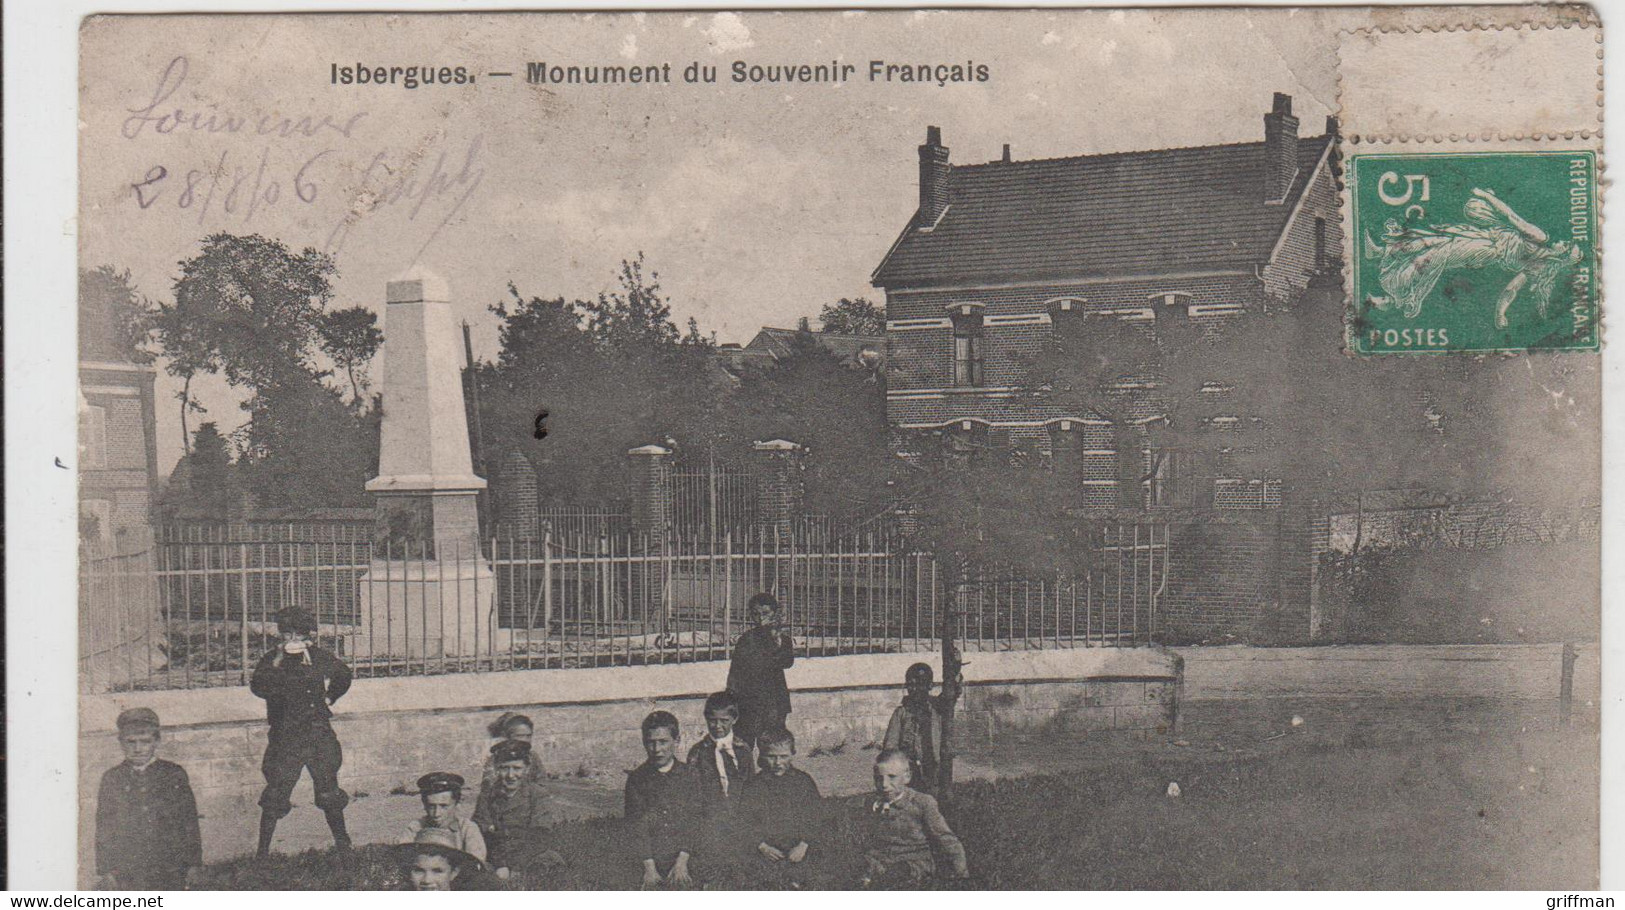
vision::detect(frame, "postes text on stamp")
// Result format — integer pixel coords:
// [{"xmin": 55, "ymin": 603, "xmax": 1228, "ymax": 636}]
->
[{"xmin": 1349, "ymin": 151, "xmax": 1597, "ymax": 354}]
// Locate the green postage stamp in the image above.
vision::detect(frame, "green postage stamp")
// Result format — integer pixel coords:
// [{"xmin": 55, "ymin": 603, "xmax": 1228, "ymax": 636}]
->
[{"xmin": 1349, "ymin": 151, "xmax": 1598, "ymax": 354}]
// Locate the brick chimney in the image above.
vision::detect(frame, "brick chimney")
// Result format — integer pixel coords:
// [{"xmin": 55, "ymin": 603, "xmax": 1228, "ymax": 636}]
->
[
  {"xmin": 1263, "ymin": 92, "xmax": 1300, "ymax": 204},
  {"xmin": 917, "ymin": 125, "xmax": 951, "ymax": 228}
]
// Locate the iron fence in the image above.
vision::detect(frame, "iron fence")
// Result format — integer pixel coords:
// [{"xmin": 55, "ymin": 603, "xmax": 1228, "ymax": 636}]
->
[{"xmin": 82, "ymin": 522, "xmax": 1168, "ymax": 692}]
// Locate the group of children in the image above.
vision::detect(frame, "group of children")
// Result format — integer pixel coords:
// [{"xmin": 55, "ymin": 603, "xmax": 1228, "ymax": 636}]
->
[
  {"xmin": 96, "ymin": 612, "xmax": 969, "ymax": 890},
  {"xmin": 399, "ymin": 674, "xmax": 967, "ymax": 890}
]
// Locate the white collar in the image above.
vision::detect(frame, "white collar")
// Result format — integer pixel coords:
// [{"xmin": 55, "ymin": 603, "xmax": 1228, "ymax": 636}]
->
[{"xmin": 126, "ymin": 757, "xmax": 158, "ymax": 772}]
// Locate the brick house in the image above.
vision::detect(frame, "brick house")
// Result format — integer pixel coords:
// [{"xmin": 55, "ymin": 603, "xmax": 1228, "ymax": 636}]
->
[
  {"xmin": 871, "ymin": 94, "xmax": 1341, "ymax": 642},
  {"xmin": 78, "ymin": 300, "xmax": 160, "ymax": 550}
]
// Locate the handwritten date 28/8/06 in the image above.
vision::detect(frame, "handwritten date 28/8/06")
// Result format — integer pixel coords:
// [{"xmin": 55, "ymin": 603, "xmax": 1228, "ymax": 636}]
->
[{"xmin": 131, "ymin": 147, "xmax": 332, "ymax": 223}]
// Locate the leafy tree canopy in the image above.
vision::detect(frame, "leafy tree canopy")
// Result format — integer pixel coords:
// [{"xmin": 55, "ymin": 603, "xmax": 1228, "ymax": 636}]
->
[
  {"xmin": 79, "ymin": 266, "xmax": 155, "ymax": 364},
  {"xmin": 817, "ymin": 297, "xmax": 885, "ymax": 335}
]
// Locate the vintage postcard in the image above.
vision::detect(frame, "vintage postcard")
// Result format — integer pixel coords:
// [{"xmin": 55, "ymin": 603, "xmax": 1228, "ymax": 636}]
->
[{"xmin": 68, "ymin": 5, "xmax": 1602, "ymax": 892}]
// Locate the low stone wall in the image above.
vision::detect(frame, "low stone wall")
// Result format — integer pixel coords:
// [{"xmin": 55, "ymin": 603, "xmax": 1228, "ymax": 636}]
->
[
  {"xmin": 1177, "ymin": 642, "xmax": 1600, "ymax": 703},
  {"xmin": 79, "ymin": 647, "xmax": 1180, "ymax": 864}
]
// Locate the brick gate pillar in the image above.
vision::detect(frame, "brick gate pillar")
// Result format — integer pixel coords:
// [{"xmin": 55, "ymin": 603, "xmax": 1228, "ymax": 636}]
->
[
  {"xmin": 752, "ymin": 439, "xmax": 805, "ymax": 541},
  {"xmin": 627, "ymin": 444, "xmax": 673, "ymax": 539},
  {"xmin": 627, "ymin": 445, "xmax": 672, "ymax": 627}
]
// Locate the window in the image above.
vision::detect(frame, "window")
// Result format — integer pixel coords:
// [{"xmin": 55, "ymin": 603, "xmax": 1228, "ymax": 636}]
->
[
  {"xmin": 1147, "ymin": 448, "xmax": 1194, "ymax": 508},
  {"xmin": 80, "ymin": 404, "xmax": 107, "ymax": 470},
  {"xmin": 1314, "ymin": 217, "xmax": 1328, "ymax": 270},
  {"xmin": 947, "ymin": 303, "xmax": 985, "ymax": 387}
]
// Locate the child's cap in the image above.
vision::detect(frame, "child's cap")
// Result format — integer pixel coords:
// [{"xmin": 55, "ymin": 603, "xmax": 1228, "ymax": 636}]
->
[
  {"xmin": 906, "ymin": 662, "xmax": 934, "ymax": 685},
  {"xmin": 490, "ymin": 740, "xmax": 532, "ymax": 764},
  {"xmin": 417, "ymin": 771, "xmax": 465, "ymax": 796},
  {"xmin": 487, "ymin": 711, "xmax": 532, "ymax": 737},
  {"xmin": 400, "ymin": 826, "xmax": 482, "ymax": 872},
  {"xmin": 116, "ymin": 707, "xmax": 161, "ymax": 733},
  {"xmin": 277, "ymin": 607, "xmax": 317, "ymax": 635}
]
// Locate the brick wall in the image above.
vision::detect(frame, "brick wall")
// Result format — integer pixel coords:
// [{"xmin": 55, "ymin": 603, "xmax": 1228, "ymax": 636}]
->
[
  {"xmin": 885, "ymin": 274, "xmax": 1265, "ymax": 429},
  {"xmin": 1155, "ymin": 510, "xmax": 1324, "ymax": 644},
  {"xmin": 1262, "ymin": 164, "xmax": 1343, "ymax": 298}
]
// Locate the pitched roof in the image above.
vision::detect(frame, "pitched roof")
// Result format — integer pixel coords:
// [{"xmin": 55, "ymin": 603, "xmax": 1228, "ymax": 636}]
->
[
  {"xmin": 872, "ymin": 133, "xmax": 1333, "ymax": 288},
  {"xmin": 748, "ymin": 327, "xmax": 885, "ymax": 362}
]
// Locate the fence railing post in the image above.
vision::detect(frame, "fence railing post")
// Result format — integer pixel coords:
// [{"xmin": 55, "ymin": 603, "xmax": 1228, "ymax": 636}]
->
[
  {"xmin": 542, "ymin": 530, "xmax": 554, "ymax": 628},
  {"xmin": 239, "ymin": 542, "xmax": 250, "ymax": 685}
]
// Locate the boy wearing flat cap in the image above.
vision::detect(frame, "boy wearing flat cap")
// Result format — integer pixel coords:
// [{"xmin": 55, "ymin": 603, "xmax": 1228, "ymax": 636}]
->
[
  {"xmin": 405, "ymin": 771, "xmax": 487, "ymax": 864},
  {"xmin": 473, "ymin": 740, "xmax": 559, "ymax": 879},
  {"xmin": 94, "ymin": 708, "xmax": 202, "ymax": 889},
  {"xmin": 250, "ymin": 606, "xmax": 354, "ymax": 858}
]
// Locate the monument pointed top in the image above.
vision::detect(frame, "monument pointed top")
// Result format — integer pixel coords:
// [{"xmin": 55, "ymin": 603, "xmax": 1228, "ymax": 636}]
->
[{"xmin": 387, "ymin": 268, "xmax": 451, "ymax": 304}]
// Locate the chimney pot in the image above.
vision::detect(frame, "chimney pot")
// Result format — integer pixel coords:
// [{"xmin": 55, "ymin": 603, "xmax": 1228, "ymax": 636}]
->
[
  {"xmin": 1263, "ymin": 92, "xmax": 1301, "ymax": 203},
  {"xmin": 1002, "ymin": 143, "xmax": 1011, "ymax": 163},
  {"xmin": 917, "ymin": 125, "xmax": 952, "ymax": 228}
]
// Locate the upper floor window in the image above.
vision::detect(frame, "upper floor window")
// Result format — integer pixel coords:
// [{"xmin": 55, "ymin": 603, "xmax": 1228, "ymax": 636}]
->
[
  {"xmin": 946, "ymin": 302, "xmax": 985, "ymax": 387},
  {"xmin": 1147, "ymin": 447, "xmax": 1194, "ymax": 509},
  {"xmin": 80, "ymin": 404, "xmax": 107, "ymax": 470},
  {"xmin": 1314, "ymin": 217, "xmax": 1328, "ymax": 269}
]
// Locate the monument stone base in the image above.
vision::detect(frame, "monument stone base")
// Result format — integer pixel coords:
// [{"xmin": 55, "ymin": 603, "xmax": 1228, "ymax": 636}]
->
[{"xmin": 350, "ymin": 558, "xmax": 497, "ymax": 659}]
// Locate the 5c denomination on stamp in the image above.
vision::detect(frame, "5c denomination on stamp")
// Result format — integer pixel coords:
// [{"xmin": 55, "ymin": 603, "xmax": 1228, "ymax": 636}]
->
[{"xmin": 1350, "ymin": 151, "xmax": 1597, "ymax": 354}]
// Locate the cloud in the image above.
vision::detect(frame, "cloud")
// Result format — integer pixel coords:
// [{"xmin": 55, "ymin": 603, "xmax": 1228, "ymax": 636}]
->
[{"xmin": 704, "ymin": 12, "xmax": 753, "ymax": 54}]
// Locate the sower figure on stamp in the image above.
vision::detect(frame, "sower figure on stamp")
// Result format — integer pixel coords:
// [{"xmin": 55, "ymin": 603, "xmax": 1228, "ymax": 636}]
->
[
  {"xmin": 727, "ymin": 592, "xmax": 796, "ymax": 755},
  {"xmin": 1364, "ymin": 187, "xmax": 1583, "ymax": 328},
  {"xmin": 250, "ymin": 607, "xmax": 354, "ymax": 857}
]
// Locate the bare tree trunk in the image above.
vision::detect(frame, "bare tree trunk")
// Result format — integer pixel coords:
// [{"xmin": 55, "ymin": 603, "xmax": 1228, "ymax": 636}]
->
[
  {"xmin": 346, "ymin": 364, "xmax": 361, "ymax": 408},
  {"xmin": 937, "ymin": 555, "xmax": 968, "ymax": 795},
  {"xmin": 178, "ymin": 374, "xmax": 194, "ymax": 454},
  {"xmin": 1352, "ymin": 491, "xmax": 1364, "ymax": 554}
]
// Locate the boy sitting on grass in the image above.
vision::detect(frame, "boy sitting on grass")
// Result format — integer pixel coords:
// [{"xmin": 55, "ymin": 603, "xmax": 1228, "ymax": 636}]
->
[
  {"xmin": 624, "ymin": 710, "xmax": 699, "ymax": 888},
  {"xmin": 689, "ymin": 691, "xmax": 752, "ymax": 805},
  {"xmin": 95, "ymin": 708, "xmax": 202, "ymax": 890},
  {"xmin": 473, "ymin": 740, "xmax": 561, "ymax": 880},
  {"xmin": 404, "ymin": 772, "xmax": 487, "ymax": 865},
  {"xmin": 861, "ymin": 749, "xmax": 969, "ymax": 887},
  {"xmin": 740, "ymin": 728, "xmax": 820, "ymax": 871},
  {"xmin": 481, "ymin": 712, "xmax": 542, "ymax": 785}
]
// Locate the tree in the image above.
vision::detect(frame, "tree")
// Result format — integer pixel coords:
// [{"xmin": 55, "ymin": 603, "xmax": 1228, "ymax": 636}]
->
[
  {"xmin": 170, "ymin": 233, "xmax": 337, "ymax": 393},
  {"xmin": 153, "ymin": 299, "xmax": 220, "ymax": 453},
  {"xmin": 476, "ymin": 258, "xmax": 722, "ymax": 508},
  {"xmin": 152, "ymin": 233, "xmax": 384, "ymax": 506},
  {"xmin": 234, "ymin": 373, "xmax": 382, "ymax": 512},
  {"xmin": 817, "ymin": 296, "xmax": 885, "ymax": 335},
  {"xmin": 159, "ymin": 422, "xmax": 237, "ymax": 519},
  {"xmin": 79, "ymin": 266, "xmax": 155, "ymax": 364},
  {"xmin": 317, "ymin": 306, "xmax": 384, "ymax": 406},
  {"xmin": 719, "ymin": 329, "xmax": 893, "ymax": 523}
]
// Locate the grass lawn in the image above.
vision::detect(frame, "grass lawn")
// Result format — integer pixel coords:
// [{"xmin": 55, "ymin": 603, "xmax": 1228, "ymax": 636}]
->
[{"xmin": 199, "ymin": 723, "xmax": 1596, "ymax": 890}]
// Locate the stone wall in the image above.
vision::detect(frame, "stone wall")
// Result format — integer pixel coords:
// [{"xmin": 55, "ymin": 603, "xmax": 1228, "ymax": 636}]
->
[{"xmin": 80, "ymin": 647, "xmax": 1180, "ymax": 864}]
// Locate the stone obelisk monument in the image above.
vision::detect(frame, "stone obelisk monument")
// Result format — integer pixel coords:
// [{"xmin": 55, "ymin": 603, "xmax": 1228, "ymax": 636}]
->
[{"xmin": 355, "ymin": 270, "xmax": 494, "ymax": 658}]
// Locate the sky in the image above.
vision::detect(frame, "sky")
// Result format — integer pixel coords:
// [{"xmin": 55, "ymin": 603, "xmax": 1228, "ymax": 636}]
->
[{"xmin": 79, "ymin": 8, "xmax": 1359, "ymax": 473}]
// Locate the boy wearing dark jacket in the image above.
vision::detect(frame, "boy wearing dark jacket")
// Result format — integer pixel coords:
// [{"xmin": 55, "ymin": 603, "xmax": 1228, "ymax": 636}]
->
[
  {"xmin": 249, "ymin": 607, "xmax": 354, "ymax": 857},
  {"xmin": 95, "ymin": 708, "xmax": 202, "ymax": 890}
]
